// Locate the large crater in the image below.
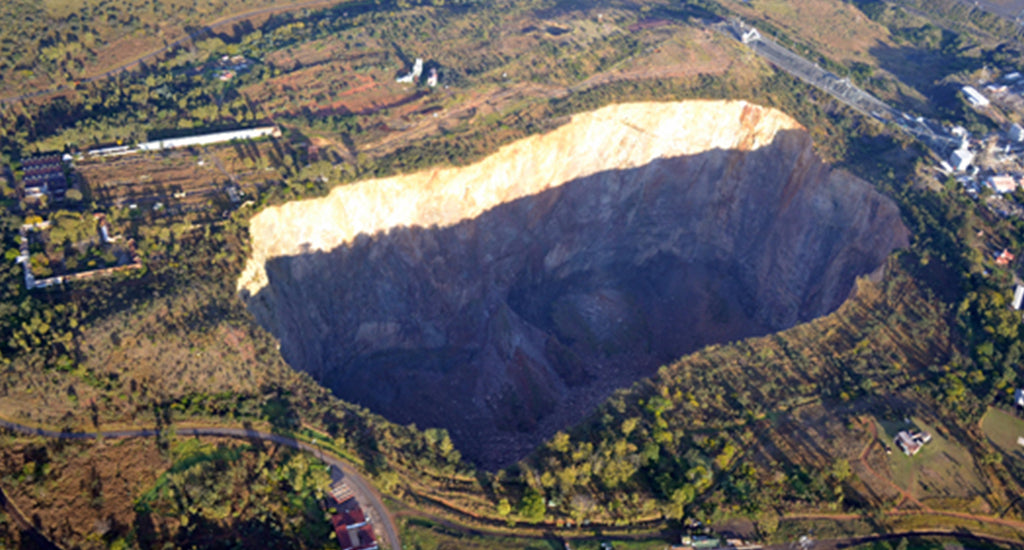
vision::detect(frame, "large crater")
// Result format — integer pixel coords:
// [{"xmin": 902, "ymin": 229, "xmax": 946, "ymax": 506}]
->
[{"xmin": 239, "ymin": 101, "xmax": 908, "ymax": 468}]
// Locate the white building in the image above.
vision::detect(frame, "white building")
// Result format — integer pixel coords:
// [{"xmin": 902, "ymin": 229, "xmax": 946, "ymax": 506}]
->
[
  {"xmin": 1010, "ymin": 123, "xmax": 1024, "ymax": 143},
  {"xmin": 1013, "ymin": 285, "xmax": 1024, "ymax": 311},
  {"xmin": 135, "ymin": 126, "xmax": 281, "ymax": 152},
  {"xmin": 962, "ymin": 86, "xmax": 990, "ymax": 107},
  {"xmin": 987, "ymin": 174, "xmax": 1018, "ymax": 194},
  {"xmin": 950, "ymin": 147, "xmax": 975, "ymax": 172}
]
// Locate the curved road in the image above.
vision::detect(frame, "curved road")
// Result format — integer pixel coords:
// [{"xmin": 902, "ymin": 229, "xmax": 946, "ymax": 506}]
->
[
  {"xmin": 0, "ymin": 0, "xmax": 349, "ymax": 105},
  {"xmin": 0, "ymin": 419, "xmax": 400, "ymax": 550}
]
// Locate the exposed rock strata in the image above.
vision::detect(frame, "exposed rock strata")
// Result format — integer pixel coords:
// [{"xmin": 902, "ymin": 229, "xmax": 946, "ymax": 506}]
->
[{"xmin": 240, "ymin": 101, "xmax": 908, "ymax": 468}]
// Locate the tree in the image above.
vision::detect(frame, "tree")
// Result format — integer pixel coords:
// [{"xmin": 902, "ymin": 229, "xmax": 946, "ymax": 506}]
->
[
  {"xmin": 518, "ymin": 488, "xmax": 546, "ymax": 522},
  {"xmin": 756, "ymin": 512, "xmax": 779, "ymax": 539},
  {"xmin": 829, "ymin": 458, "xmax": 852, "ymax": 483},
  {"xmin": 664, "ymin": 484, "xmax": 694, "ymax": 520}
]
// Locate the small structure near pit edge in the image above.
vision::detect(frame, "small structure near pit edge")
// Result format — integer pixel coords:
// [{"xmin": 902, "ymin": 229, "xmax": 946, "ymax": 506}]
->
[
  {"xmin": 396, "ymin": 58, "xmax": 423, "ymax": 84},
  {"xmin": 895, "ymin": 429, "xmax": 931, "ymax": 456}
]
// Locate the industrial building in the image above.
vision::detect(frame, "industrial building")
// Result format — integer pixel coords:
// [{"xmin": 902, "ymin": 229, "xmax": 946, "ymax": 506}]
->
[
  {"xmin": 950, "ymin": 146, "xmax": 975, "ymax": 172},
  {"xmin": 986, "ymin": 175, "xmax": 1018, "ymax": 194},
  {"xmin": 136, "ymin": 126, "xmax": 281, "ymax": 152},
  {"xmin": 962, "ymin": 86, "xmax": 990, "ymax": 107},
  {"xmin": 20, "ymin": 153, "xmax": 68, "ymax": 200}
]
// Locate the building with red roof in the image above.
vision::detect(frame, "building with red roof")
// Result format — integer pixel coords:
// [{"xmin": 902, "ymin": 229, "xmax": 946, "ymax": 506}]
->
[{"xmin": 329, "ymin": 496, "xmax": 378, "ymax": 550}]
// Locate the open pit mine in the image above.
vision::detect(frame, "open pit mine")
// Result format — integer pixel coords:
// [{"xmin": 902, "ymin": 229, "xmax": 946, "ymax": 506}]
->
[{"xmin": 238, "ymin": 100, "xmax": 909, "ymax": 468}]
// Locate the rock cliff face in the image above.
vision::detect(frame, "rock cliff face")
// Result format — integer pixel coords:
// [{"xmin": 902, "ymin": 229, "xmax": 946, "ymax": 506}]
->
[{"xmin": 240, "ymin": 101, "xmax": 908, "ymax": 468}]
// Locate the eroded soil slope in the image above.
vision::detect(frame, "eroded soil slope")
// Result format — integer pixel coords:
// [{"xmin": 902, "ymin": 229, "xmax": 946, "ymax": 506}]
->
[{"xmin": 240, "ymin": 101, "xmax": 908, "ymax": 468}]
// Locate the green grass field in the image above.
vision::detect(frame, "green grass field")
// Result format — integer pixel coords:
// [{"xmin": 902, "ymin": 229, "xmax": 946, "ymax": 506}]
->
[
  {"xmin": 980, "ymin": 407, "xmax": 1024, "ymax": 460},
  {"xmin": 875, "ymin": 416, "xmax": 986, "ymax": 503}
]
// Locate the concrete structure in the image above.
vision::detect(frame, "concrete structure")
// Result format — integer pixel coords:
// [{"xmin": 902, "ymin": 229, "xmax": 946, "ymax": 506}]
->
[
  {"xmin": 1010, "ymin": 123, "xmax": 1024, "ymax": 143},
  {"xmin": 950, "ymin": 146, "xmax": 975, "ymax": 172},
  {"xmin": 396, "ymin": 58, "xmax": 423, "ymax": 84},
  {"xmin": 987, "ymin": 174, "xmax": 1018, "ymax": 194},
  {"xmin": 895, "ymin": 430, "xmax": 931, "ymax": 456},
  {"xmin": 741, "ymin": 27, "xmax": 761, "ymax": 44},
  {"xmin": 962, "ymin": 85, "xmax": 990, "ymax": 107},
  {"xmin": 1013, "ymin": 285, "xmax": 1024, "ymax": 311},
  {"xmin": 426, "ymin": 67, "xmax": 438, "ymax": 87}
]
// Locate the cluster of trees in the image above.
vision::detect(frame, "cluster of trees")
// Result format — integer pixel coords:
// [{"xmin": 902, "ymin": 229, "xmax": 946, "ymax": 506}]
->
[{"xmin": 133, "ymin": 439, "xmax": 332, "ymax": 548}]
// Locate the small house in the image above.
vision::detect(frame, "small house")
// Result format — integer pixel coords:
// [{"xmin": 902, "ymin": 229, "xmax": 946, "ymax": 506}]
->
[
  {"xmin": 895, "ymin": 430, "xmax": 931, "ymax": 456},
  {"xmin": 330, "ymin": 496, "xmax": 378, "ymax": 550},
  {"xmin": 996, "ymin": 249, "xmax": 1015, "ymax": 266}
]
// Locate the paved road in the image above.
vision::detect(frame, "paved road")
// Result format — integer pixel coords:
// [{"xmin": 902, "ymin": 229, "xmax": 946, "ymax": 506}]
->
[
  {"xmin": 0, "ymin": 419, "xmax": 400, "ymax": 550},
  {"xmin": 0, "ymin": 0, "xmax": 348, "ymax": 105}
]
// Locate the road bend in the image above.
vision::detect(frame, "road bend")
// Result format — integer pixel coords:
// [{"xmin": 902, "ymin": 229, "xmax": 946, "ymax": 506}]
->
[{"xmin": 0, "ymin": 419, "xmax": 400, "ymax": 550}]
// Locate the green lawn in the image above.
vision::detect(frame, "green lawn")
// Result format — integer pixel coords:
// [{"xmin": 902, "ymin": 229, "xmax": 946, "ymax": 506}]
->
[{"xmin": 980, "ymin": 407, "xmax": 1024, "ymax": 461}]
